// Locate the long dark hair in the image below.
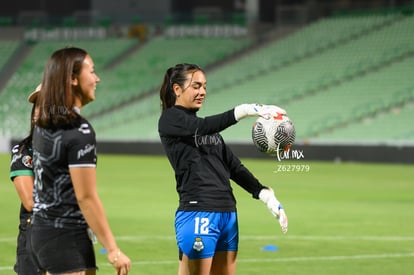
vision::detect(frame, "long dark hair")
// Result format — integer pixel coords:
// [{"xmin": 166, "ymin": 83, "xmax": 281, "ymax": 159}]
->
[
  {"xmin": 18, "ymin": 103, "xmax": 37, "ymax": 153},
  {"xmin": 159, "ymin": 63, "xmax": 203, "ymax": 110},
  {"xmin": 36, "ymin": 47, "xmax": 88, "ymax": 128}
]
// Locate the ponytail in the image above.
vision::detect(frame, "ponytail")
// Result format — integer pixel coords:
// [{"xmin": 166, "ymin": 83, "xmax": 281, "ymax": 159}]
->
[{"xmin": 159, "ymin": 63, "xmax": 203, "ymax": 110}]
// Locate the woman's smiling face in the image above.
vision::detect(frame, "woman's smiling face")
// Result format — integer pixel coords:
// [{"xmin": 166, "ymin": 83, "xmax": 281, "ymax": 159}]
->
[
  {"xmin": 174, "ymin": 70, "xmax": 206, "ymax": 110},
  {"xmin": 73, "ymin": 54, "xmax": 100, "ymax": 107}
]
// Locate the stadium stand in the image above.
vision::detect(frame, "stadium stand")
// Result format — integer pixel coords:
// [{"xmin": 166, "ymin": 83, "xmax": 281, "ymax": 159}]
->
[
  {"xmin": 0, "ymin": 40, "xmax": 20, "ymax": 70},
  {"xmin": 196, "ymin": 12, "xmax": 414, "ymax": 143},
  {"xmin": 0, "ymin": 35, "xmax": 252, "ymax": 138},
  {"xmin": 0, "ymin": 38, "xmax": 139, "ymax": 137},
  {"xmin": 89, "ymin": 12, "xmax": 409, "ymax": 140},
  {"xmin": 83, "ymin": 12, "xmax": 414, "ymax": 143},
  {"xmin": 82, "ymin": 36, "xmax": 253, "ymax": 117},
  {"xmin": 1, "ymin": 10, "xmax": 413, "ymax": 147},
  {"xmin": 203, "ymin": 12, "xmax": 403, "ymax": 93},
  {"xmin": 89, "ymin": 94, "xmax": 160, "ymax": 140},
  {"xmin": 320, "ymin": 103, "xmax": 414, "ymax": 143}
]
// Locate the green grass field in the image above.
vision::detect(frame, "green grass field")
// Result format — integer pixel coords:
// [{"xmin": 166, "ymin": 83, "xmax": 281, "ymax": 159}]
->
[{"xmin": 1, "ymin": 153, "xmax": 413, "ymax": 274}]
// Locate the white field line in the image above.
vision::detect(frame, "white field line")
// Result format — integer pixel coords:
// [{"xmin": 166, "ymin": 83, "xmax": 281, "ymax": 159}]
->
[
  {"xmin": 1, "ymin": 252, "xmax": 414, "ymax": 270},
  {"xmin": 103, "ymin": 252, "xmax": 414, "ymax": 266},
  {"xmin": 1, "ymin": 235, "xmax": 414, "ymax": 243},
  {"xmin": 113, "ymin": 235, "xmax": 414, "ymax": 242},
  {"xmin": 1, "ymin": 235, "xmax": 413, "ymax": 270}
]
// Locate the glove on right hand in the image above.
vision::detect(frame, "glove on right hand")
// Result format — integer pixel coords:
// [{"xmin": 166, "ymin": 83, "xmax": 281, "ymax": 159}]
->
[{"xmin": 234, "ymin": 104, "xmax": 286, "ymax": 121}]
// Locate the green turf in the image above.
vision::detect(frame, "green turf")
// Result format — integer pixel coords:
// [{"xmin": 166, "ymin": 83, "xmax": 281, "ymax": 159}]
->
[{"xmin": 1, "ymin": 153, "xmax": 413, "ymax": 274}]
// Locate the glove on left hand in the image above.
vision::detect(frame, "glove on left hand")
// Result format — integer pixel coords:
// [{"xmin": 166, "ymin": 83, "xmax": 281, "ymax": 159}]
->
[{"xmin": 259, "ymin": 188, "xmax": 288, "ymax": 234}]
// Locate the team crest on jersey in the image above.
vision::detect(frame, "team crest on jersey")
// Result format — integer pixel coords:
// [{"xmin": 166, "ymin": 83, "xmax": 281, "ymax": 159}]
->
[
  {"xmin": 22, "ymin": 155, "xmax": 33, "ymax": 168},
  {"xmin": 192, "ymin": 237, "xmax": 204, "ymax": 252}
]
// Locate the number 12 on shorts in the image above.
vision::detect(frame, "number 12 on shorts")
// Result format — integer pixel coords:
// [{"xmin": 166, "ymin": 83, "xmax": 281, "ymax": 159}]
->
[{"xmin": 194, "ymin": 217, "xmax": 209, "ymax": 234}]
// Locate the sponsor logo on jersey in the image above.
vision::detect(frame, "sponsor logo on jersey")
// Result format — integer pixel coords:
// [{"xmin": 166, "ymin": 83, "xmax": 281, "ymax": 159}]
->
[
  {"xmin": 77, "ymin": 144, "xmax": 95, "ymax": 160},
  {"xmin": 10, "ymin": 145, "xmax": 21, "ymax": 166},
  {"xmin": 78, "ymin": 123, "xmax": 91, "ymax": 134},
  {"xmin": 12, "ymin": 144, "xmax": 19, "ymax": 154}
]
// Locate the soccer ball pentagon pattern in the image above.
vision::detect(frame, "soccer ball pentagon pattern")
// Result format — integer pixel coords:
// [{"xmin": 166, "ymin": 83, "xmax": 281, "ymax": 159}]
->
[{"xmin": 252, "ymin": 113, "xmax": 296, "ymax": 155}]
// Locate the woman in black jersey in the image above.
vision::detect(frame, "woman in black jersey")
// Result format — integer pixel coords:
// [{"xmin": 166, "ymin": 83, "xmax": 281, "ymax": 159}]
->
[
  {"xmin": 30, "ymin": 47, "xmax": 131, "ymax": 275},
  {"xmin": 158, "ymin": 63, "xmax": 289, "ymax": 275},
  {"xmin": 9, "ymin": 84, "xmax": 42, "ymax": 275}
]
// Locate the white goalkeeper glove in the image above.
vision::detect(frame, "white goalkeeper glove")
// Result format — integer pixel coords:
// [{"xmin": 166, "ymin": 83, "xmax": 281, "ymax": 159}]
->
[
  {"xmin": 234, "ymin": 104, "xmax": 286, "ymax": 121},
  {"xmin": 259, "ymin": 187, "xmax": 288, "ymax": 234}
]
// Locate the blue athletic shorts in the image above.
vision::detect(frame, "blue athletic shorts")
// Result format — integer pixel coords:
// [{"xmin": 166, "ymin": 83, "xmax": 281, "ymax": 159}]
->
[{"xmin": 175, "ymin": 211, "xmax": 239, "ymax": 259}]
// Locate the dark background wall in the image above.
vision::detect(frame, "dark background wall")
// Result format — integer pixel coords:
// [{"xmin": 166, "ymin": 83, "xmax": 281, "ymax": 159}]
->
[
  {"xmin": 1, "ymin": 0, "xmax": 90, "ymax": 16},
  {"xmin": 2, "ymin": 0, "xmax": 413, "ymax": 25},
  {"xmin": 4, "ymin": 0, "xmax": 414, "ymax": 163}
]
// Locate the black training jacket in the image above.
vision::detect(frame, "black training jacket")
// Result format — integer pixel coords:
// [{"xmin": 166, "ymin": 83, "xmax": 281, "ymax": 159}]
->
[{"xmin": 158, "ymin": 105, "xmax": 266, "ymax": 212}]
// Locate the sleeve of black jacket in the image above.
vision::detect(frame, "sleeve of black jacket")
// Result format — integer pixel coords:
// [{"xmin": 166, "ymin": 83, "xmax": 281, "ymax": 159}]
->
[
  {"xmin": 223, "ymin": 143, "xmax": 266, "ymax": 199},
  {"xmin": 159, "ymin": 106, "xmax": 238, "ymax": 137}
]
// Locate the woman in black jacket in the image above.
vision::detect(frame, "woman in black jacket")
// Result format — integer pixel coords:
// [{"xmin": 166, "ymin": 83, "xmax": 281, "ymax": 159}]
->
[{"xmin": 158, "ymin": 63, "xmax": 288, "ymax": 275}]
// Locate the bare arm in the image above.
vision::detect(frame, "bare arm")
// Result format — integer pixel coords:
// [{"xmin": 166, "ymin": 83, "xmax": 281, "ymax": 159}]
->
[
  {"xmin": 13, "ymin": 175, "xmax": 34, "ymax": 212},
  {"xmin": 70, "ymin": 166, "xmax": 131, "ymax": 274}
]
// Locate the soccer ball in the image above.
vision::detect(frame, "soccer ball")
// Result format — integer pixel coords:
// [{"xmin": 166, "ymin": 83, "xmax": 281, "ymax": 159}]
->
[{"xmin": 252, "ymin": 113, "xmax": 296, "ymax": 155}]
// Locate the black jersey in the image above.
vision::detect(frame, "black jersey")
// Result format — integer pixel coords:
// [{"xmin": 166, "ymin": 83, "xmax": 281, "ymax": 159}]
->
[
  {"xmin": 158, "ymin": 105, "xmax": 265, "ymax": 212},
  {"xmin": 10, "ymin": 143, "xmax": 34, "ymax": 228},
  {"xmin": 32, "ymin": 117, "xmax": 97, "ymax": 229}
]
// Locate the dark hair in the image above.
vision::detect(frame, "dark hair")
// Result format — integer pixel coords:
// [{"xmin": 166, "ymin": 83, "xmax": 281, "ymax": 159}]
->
[
  {"xmin": 159, "ymin": 63, "xmax": 203, "ymax": 110},
  {"xmin": 18, "ymin": 102, "xmax": 37, "ymax": 154},
  {"xmin": 36, "ymin": 47, "xmax": 88, "ymax": 128}
]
